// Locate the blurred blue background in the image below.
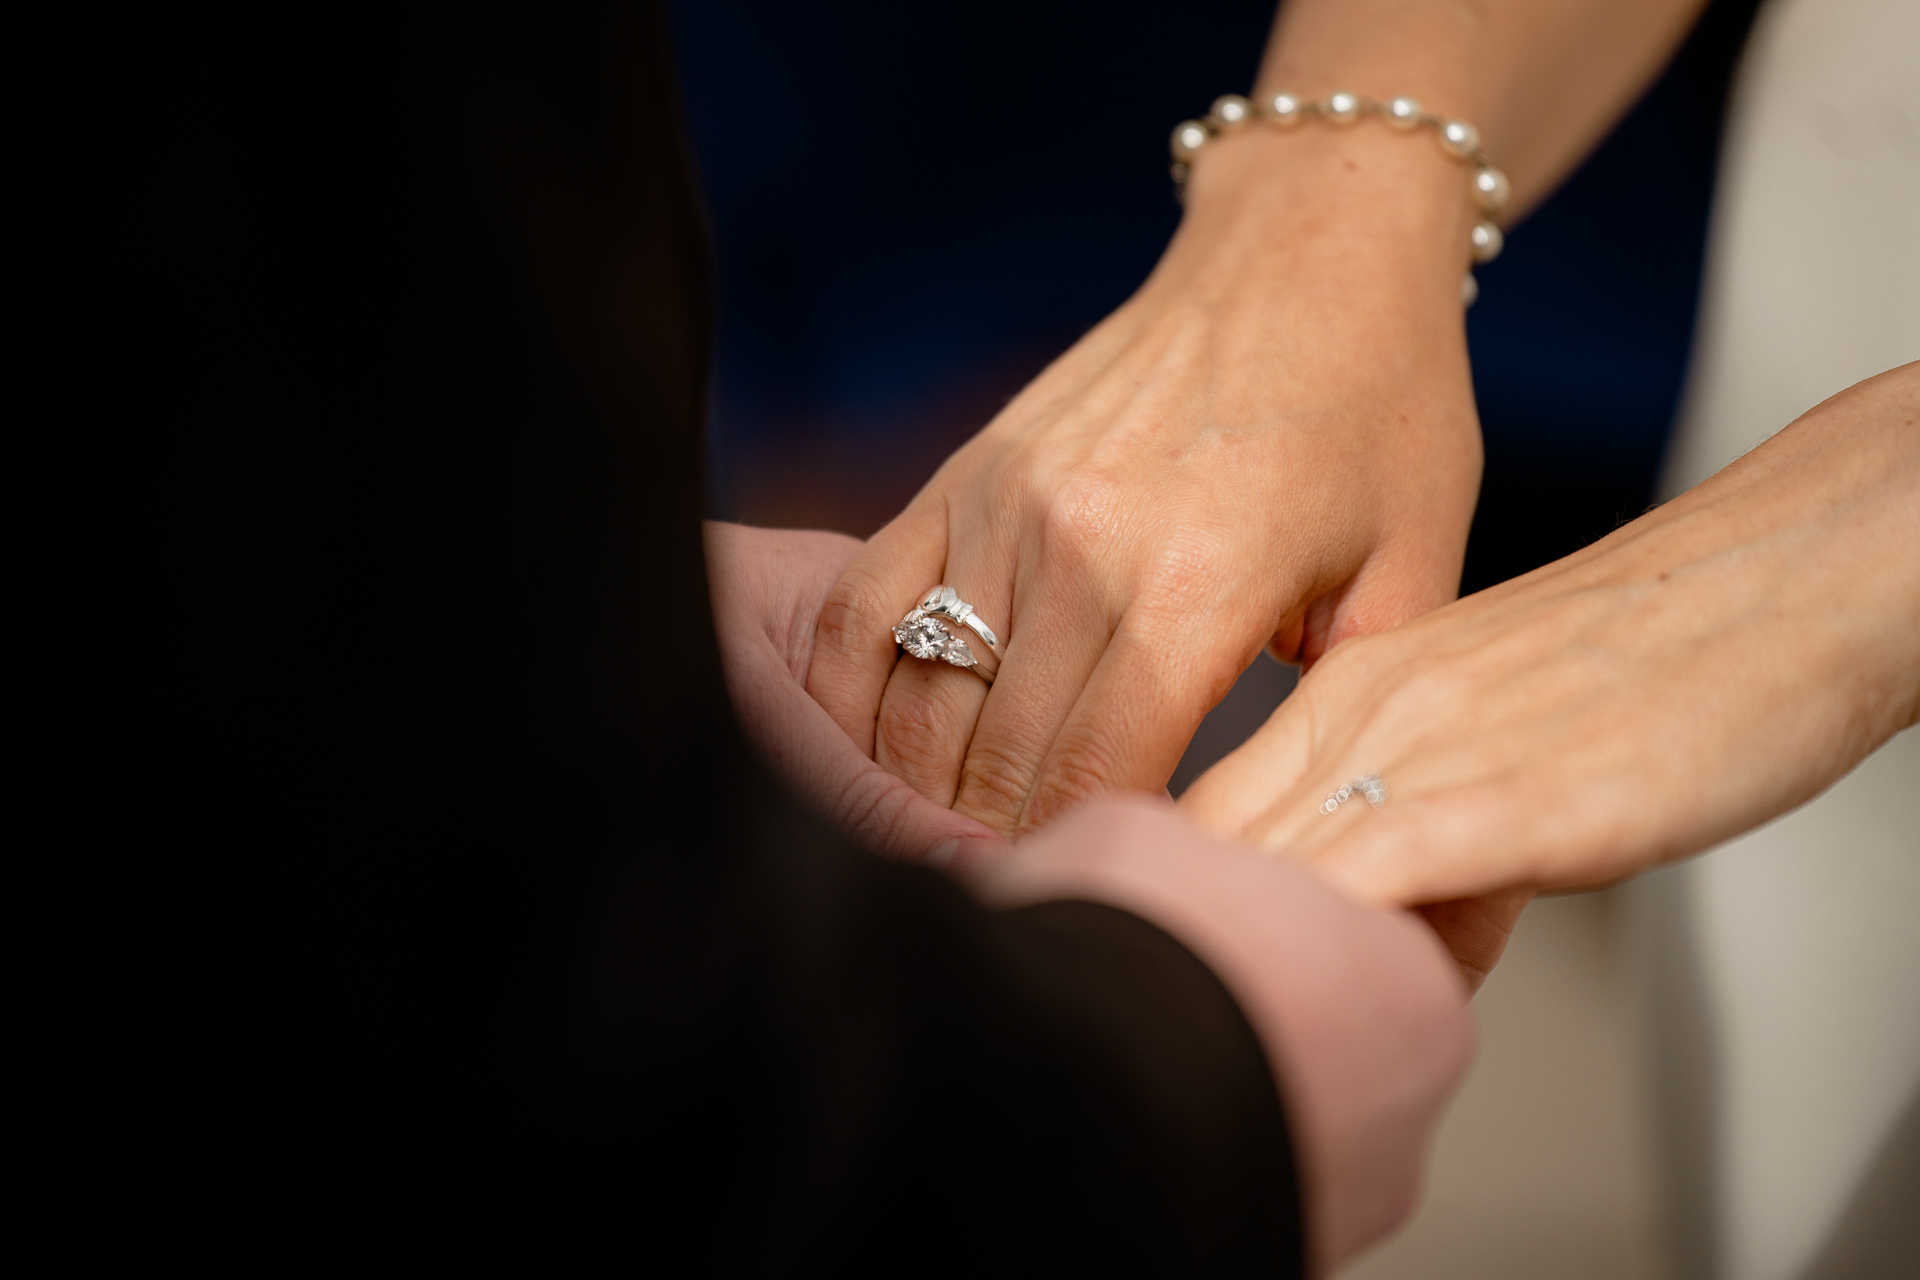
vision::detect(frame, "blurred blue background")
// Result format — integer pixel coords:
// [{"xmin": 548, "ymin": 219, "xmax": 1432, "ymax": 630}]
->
[{"xmin": 669, "ymin": 0, "xmax": 1763, "ymax": 596}]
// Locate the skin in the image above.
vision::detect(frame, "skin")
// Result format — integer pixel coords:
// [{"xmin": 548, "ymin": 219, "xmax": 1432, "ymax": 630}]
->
[
  {"xmin": 807, "ymin": 0, "xmax": 1708, "ymax": 839},
  {"xmin": 707, "ymin": 517, "xmax": 1513, "ymax": 982},
  {"xmin": 958, "ymin": 799, "xmax": 1471, "ymax": 1278},
  {"xmin": 704, "ymin": 523, "xmax": 1474, "ymax": 1275},
  {"xmin": 1183, "ymin": 365, "xmax": 1920, "ymax": 926},
  {"xmin": 704, "ymin": 521, "xmax": 999, "ymax": 858}
]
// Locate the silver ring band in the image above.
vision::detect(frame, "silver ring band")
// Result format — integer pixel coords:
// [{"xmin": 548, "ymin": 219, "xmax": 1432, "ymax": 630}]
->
[{"xmin": 892, "ymin": 585, "xmax": 1003, "ymax": 685}]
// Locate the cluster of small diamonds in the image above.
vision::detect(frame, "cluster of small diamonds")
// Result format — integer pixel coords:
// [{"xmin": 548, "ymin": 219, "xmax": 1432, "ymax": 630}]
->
[{"xmin": 1319, "ymin": 772, "xmax": 1389, "ymax": 815}]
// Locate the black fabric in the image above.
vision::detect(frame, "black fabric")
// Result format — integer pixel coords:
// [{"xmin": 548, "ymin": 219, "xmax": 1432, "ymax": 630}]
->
[{"xmin": 319, "ymin": 4, "xmax": 1303, "ymax": 1270}]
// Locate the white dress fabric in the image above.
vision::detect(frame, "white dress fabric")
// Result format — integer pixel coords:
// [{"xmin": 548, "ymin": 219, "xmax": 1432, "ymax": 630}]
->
[{"xmin": 1636, "ymin": 1, "xmax": 1920, "ymax": 1277}]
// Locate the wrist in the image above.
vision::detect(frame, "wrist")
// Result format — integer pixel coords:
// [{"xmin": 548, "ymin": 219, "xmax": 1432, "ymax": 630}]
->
[
  {"xmin": 1255, "ymin": 8, "xmax": 1487, "ymax": 146},
  {"xmin": 1154, "ymin": 123, "xmax": 1478, "ymax": 318}
]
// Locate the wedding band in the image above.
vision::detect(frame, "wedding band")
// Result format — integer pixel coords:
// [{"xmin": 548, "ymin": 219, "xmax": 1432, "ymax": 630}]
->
[
  {"xmin": 1319, "ymin": 773, "xmax": 1388, "ymax": 814},
  {"xmin": 892, "ymin": 585, "xmax": 1003, "ymax": 685}
]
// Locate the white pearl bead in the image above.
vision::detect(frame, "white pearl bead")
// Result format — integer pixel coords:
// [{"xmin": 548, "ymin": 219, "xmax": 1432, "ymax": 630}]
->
[
  {"xmin": 1472, "ymin": 166, "xmax": 1511, "ymax": 212},
  {"xmin": 1210, "ymin": 94, "xmax": 1254, "ymax": 129},
  {"xmin": 1269, "ymin": 92, "xmax": 1304, "ymax": 125},
  {"xmin": 1470, "ymin": 220, "xmax": 1504, "ymax": 263},
  {"xmin": 1461, "ymin": 273, "xmax": 1479, "ymax": 307},
  {"xmin": 1325, "ymin": 91, "xmax": 1361, "ymax": 124},
  {"xmin": 1387, "ymin": 96, "xmax": 1422, "ymax": 128},
  {"xmin": 1170, "ymin": 120, "xmax": 1211, "ymax": 163},
  {"xmin": 1441, "ymin": 120, "xmax": 1481, "ymax": 158}
]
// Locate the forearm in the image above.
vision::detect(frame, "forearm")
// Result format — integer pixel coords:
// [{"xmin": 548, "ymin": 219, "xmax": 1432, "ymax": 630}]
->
[
  {"xmin": 1587, "ymin": 361, "xmax": 1920, "ymax": 755},
  {"xmin": 1256, "ymin": 0, "xmax": 1709, "ymax": 213}
]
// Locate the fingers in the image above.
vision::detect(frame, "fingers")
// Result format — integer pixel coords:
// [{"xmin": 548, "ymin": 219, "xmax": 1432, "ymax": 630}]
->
[
  {"xmin": 1295, "ymin": 529, "xmax": 1470, "ymax": 667},
  {"xmin": 1184, "ymin": 541, "xmax": 1466, "ymax": 837},
  {"xmin": 949, "ymin": 557, "xmax": 1115, "ymax": 836},
  {"xmin": 704, "ymin": 522, "xmax": 865, "ymax": 681},
  {"xmin": 1307, "ymin": 771, "xmax": 1639, "ymax": 907},
  {"xmin": 1019, "ymin": 610, "xmax": 1257, "ymax": 834},
  {"xmin": 872, "ymin": 656, "xmax": 990, "ymax": 807},
  {"xmin": 806, "ymin": 500, "xmax": 949, "ymax": 757},
  {"xmin": 1179, "ymin": 682, "xmax": 1319, "ymax": 840},
  {"xmin": 1185, "ymin": 707, "xmax": 1537, "ymax": 995},
  {"xmin": 1173, "ymin": 652, "xmax": 1535, "ymax": 995},
  {"xmin": 709, "ymin": 524, "xmax": 1000, "ymax": 860},
  {"xmin": 755, "ymin": 658, "xmax": 1003, "ymax": 857},
  {"xmin": 869, "ymin": 509, "xmax": 1015, "ymax": 806}
]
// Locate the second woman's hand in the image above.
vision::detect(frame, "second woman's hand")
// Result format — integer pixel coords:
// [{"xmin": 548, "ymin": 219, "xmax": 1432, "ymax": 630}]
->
[{"xmin": 1181, "ymin": 365, "xmax": 1920, "ymax": 917}]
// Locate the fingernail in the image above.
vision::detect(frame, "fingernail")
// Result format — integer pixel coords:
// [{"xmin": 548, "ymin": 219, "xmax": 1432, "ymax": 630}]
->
[{"xmin": 926, "ymin": 839, "xmax": 961, "ymax": 868}]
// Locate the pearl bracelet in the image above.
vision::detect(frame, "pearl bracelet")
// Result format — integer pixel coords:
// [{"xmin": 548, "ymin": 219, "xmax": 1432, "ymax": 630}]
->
[{"xmin": 1170, "ymin": 92, "xmax": 1510, "ymax": 306}]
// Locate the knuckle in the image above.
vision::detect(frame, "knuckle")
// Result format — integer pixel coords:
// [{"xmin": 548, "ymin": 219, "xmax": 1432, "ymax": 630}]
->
[
  {"xmin": 816, "ymin": 566, "xmax": 895, "ymax": 658},
  {"xmin": 834, "ymin": 772, "xmax": 919, "ymax": 858},
  {"xmin": 955, "ymin": 740, "xmax": 1038, "ymax": 830},
  {"xmin": 1037, "ymin": 469, "xmax": 1127, "ymax": 567},
  {"xmin": 875, "ymin": 682, "xmax": 970, "ymax": 784},
  {"xmin": 1376, "ymin": 657, "xmax": 1472, "ymax": 726},
  {"xmin": 829, "ymin": 770, "xmax": 894, "ymax": 841},
  {"xmin": 1021, "ymin": 733, "xmax": 1124, "ymax": 833},
  {"xmin": 1141, "ymin": 524, "xmax": 1235, "ymax": 613}
]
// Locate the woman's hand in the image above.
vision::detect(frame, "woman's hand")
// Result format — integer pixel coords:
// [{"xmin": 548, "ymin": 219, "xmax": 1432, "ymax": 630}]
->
[
  {"xmin": 1182, "ymin": 365, "xmax": 1920, "ymax": 915},
  {"xmin": 807, "ymin": 125, "xmax": 1483, "ymax": 838},
  {"xmin": 704, "ymin": 521, "xmax": 1000, "ymax": 858}
]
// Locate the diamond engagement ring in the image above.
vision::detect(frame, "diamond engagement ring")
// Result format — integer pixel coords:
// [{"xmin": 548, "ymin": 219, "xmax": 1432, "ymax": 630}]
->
[
  {"xmin": 1320, "ymin": 773, "xmax": 1389, "ymax": 815},
  {"xmin": 891, "ymin": 586, "xmax": 1003, "ymax": 685}
]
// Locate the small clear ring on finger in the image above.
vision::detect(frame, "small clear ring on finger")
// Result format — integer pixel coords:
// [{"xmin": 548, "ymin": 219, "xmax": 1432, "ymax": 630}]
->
[{"xmin": 1319, "ymin": 772, "xmax": 1389, "ymax": 814}]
